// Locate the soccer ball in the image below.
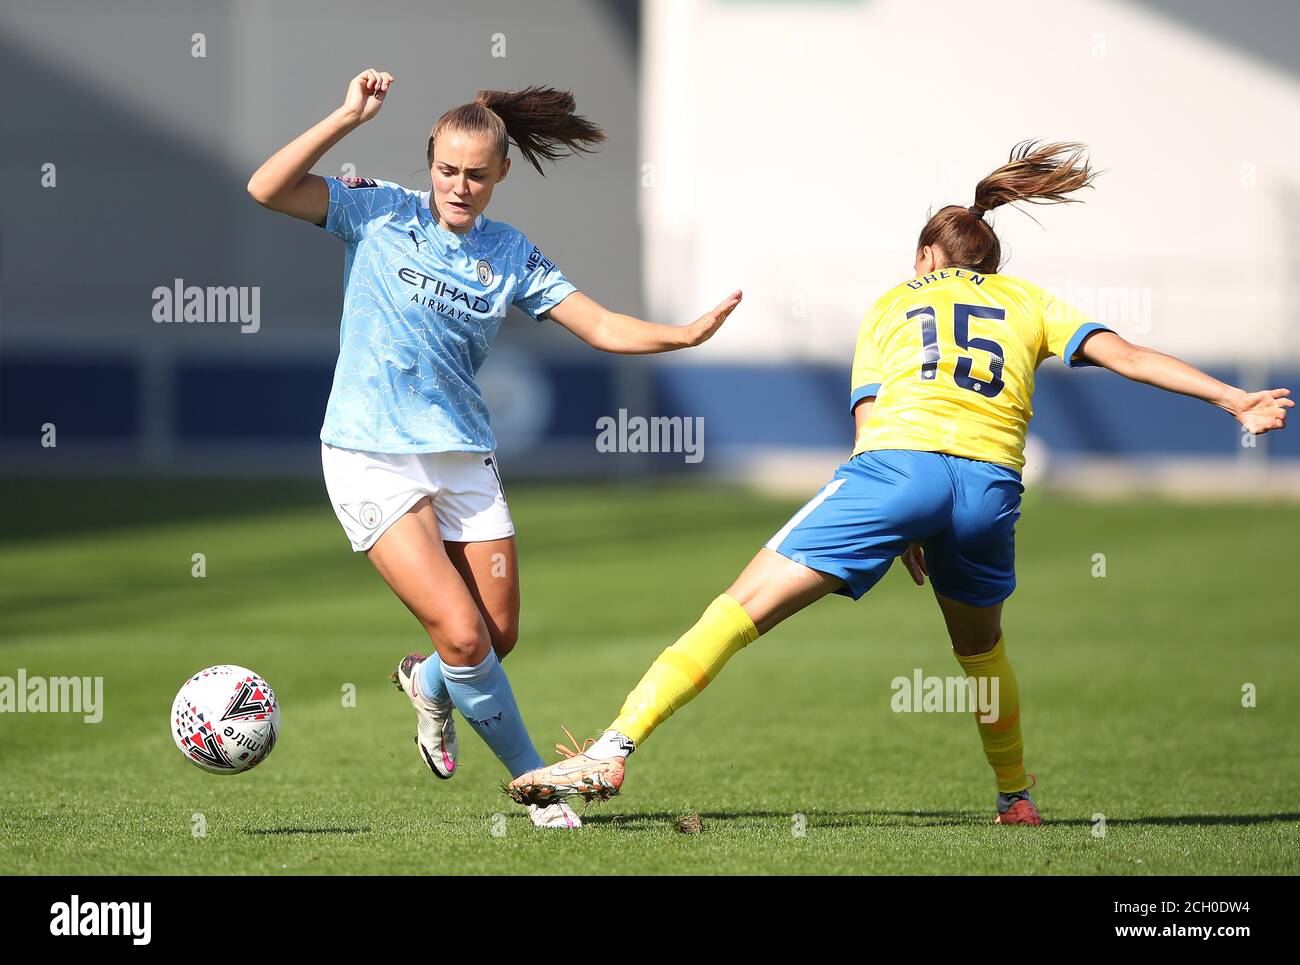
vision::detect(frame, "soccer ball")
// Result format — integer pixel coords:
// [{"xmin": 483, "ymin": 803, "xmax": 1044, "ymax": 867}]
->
[{"xmin": 171, "ymin": 665, "xmax": 280, "ymax": 774}]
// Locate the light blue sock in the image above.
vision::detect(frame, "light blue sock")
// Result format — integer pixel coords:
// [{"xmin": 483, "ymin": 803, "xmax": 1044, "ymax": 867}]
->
[
  {"xmin": 417, "ymin": 653, "xmax": 450, "ymax": 704},
  {"xmin": 418, "ymin": 647, "xmax": 514, "ymax": 705},
  {"xmin": 439, "ymin": 650, "xmax": 544, "ymax": 778}
]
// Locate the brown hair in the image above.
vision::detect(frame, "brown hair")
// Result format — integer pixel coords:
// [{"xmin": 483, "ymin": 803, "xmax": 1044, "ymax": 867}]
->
[
  {"xmin": 426, "ymin": 86, "xmax": 606, "ymax": 176},
  {"xmin": 917, "ymin": 140, "xmax": 1097, "ymax": 274}
]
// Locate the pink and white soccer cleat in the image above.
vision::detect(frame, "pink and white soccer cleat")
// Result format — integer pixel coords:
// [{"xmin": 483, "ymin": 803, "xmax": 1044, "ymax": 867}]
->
[{"xmin": 392, "ymin": 653, "xmax": 458, "ymax": 780}]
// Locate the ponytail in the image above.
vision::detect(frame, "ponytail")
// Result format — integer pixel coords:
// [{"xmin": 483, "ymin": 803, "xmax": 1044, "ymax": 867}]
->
[
  {"xmin": 919, "ymin": 140, "xmax": 1097, "ymax": 273},
  {"xmin": 427, "ymin": 86, "xmax": 606, "ymax": 176},
  {"xmin": 971, "ymin": 140, "xmax": 1095, "ymax": 217}
]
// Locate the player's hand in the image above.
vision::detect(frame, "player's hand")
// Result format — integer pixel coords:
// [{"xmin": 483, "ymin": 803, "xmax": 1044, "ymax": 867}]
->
[
  {"xmin": 341, "ymin": 69, "xmax": 394, "ymax": 125},
  {"xmin": 901, "ymin": 543, "xmax": 928, "ymax": 587},
  {"xmin": 683, "ymin": 290, "xmax": 742, "ymax": 347},
  {"xmin": 1233, "ymin": 388, "xmax": 1292, "ymax": 435}
]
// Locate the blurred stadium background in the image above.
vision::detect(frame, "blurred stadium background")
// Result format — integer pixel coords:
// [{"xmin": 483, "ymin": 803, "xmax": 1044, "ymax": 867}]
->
[{"xmin": 3, "ymin": 0, "xmax": 1298, "ymax": 496}]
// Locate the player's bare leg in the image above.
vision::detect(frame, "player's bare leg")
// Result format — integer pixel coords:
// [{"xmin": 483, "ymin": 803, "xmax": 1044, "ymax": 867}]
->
[
  {"xmin": 375, "ymin": 497, "xmax": 489, "ymax": 779},
  {"xmin": 444, "ymin": 536, "xmax": 580, "ymax": 826},
  {"xmin": 444, "ymin": 536, "xmax": 520, "ymax": 659},
  {"xmin": 377, "ymin": 505, "xmax": 579, "ymax": 826},
  {"xmin": 507, "ymin": 548, "xmax": 842, "ymax": 804},
  {"xmin": 725, "ymin": 548, "xmax": 847, "ymax": 633}
]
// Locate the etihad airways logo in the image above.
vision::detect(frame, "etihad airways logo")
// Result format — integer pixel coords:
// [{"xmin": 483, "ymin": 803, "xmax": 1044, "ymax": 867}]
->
[{"xmin": 398, "ymin": 267, "xmax": 492, "ymax": 314}]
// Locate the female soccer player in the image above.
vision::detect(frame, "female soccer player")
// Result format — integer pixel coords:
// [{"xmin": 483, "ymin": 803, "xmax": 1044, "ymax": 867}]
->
[
  {"xmin": 247, "ymin": 69, "xmax": 741, "ymax": 829},
  {"xmin": 507, "ymin": 141, "xmax": 1293, "ymax": 825}
]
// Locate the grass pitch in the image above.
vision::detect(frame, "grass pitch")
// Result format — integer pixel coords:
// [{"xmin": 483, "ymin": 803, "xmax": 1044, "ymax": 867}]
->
[{"xmin": 1, "ymin": 477, "xmax": 1297, "ymax": 875}]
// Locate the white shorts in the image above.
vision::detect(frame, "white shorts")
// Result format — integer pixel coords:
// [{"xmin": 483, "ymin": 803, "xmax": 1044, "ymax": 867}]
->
[{"xmin": 321, "ymin": 443, "xmax": 515, "ymax": 552}]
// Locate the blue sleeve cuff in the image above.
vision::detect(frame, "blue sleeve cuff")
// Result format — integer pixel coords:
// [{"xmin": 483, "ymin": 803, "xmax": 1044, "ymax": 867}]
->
[
  {"xmin": 849, "ymin": 383, "xmax": 881, "ymax": 411},
  {"xmin": 1063, "ymin": 323, "xmax": 1112, "ymax": 368}
]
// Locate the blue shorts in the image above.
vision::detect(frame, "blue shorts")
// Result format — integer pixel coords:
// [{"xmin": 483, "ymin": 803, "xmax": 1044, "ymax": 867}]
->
[{"xmin": 765, "ymin": 449, "xmax": 1024, "ymax": 607}]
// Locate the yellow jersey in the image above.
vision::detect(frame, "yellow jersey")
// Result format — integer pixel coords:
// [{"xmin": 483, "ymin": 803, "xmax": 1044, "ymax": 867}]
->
[{"xmin": 850, "ymin": 269, "xmax": 1109, "ymax": 472}]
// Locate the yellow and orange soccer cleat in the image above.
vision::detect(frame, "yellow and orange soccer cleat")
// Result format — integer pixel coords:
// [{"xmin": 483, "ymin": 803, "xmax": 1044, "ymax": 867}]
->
[
  {"xmin": 506, "ymin": 727, "xmax": 626, "ymax": 805},
  {"xmin": 994, "ymin": 773, "xmax": 1042, "ymax": 825}
]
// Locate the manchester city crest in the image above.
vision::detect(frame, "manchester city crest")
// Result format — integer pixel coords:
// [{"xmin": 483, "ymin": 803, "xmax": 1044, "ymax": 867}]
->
[
  {"xmin": 476, "ymin": 259, "xmax": 494, "ymax": 286},
  {"xmin": 359, "ymin": 501, "xmax": 382, "ymax": 529}
]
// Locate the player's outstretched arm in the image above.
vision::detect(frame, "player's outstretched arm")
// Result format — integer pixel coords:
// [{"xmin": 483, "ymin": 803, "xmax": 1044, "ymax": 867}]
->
[
  {"xmin": 548, "ymin": 290, "xmax": 742, "ymax": 354},
  {"xmin": 1080, "ymin": 331, "xmax": 1292, "ymax": 435},
  {"xmin": 246, "ymin": 68, "xmax": 394, "ymax": 224}
]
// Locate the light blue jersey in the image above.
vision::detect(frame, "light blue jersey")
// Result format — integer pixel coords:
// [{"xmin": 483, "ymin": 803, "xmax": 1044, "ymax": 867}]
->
[{"xmin": 318, "ymin": 176, "xmax": 576, "ymax": 453}]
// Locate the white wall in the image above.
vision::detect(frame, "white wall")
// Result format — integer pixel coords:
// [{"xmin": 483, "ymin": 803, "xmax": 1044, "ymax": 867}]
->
[{"xmin": 640, "ymin": 0, "xmax": 1300, "ymax": 366}]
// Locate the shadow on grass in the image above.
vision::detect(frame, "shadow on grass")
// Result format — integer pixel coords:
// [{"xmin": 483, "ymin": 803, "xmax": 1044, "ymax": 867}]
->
[
  {"xmin": 1040, "ymin": 813, "xmax": 1300, "ymax": 827},
  {"xmin": 244, "ymin": 826, "xmax": 371, "ymax": 836},
  {"xmin": 0, "ymin": 477, "xmax": 325, "ymax": 545},
  {"xmin": 579, "ymin": 810, "xmax": 1300, "ymax": 830},
  {"xmin": 577, "ymin": 809, "xmax": 968, "ymax": 830},
  {"xmin": 0, "ymin": 476, "xmax": 787, "ymax": 550}
]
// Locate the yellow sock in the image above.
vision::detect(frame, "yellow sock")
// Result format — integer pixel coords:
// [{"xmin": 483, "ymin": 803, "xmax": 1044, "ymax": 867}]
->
[
  {"xmin": 609, "ymin": 594, "xmax": 759, "ymax": 746},
  {"xmin": 952, "ymin": 635, "xmax": 1028, "ymax": 794}
]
